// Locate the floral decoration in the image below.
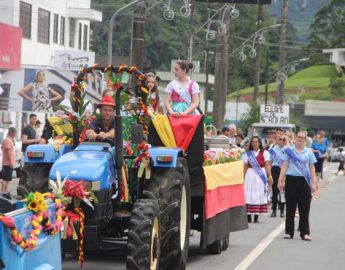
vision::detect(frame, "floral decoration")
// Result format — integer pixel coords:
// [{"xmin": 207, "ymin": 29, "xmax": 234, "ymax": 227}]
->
[{"xmin": 204, "ymin": 147, "xmax": 245, "ymax": 166}]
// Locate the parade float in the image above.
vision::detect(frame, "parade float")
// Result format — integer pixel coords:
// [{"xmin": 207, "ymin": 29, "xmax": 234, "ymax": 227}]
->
[{"xmin": 1, "ymin": 65, "xmax": 248, "ymax": 270}]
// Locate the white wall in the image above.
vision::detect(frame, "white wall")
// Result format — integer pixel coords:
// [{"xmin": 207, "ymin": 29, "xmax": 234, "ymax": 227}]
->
[{"xmin": 0, "ymin": 0, "xmax": 97, "ymax": 68}]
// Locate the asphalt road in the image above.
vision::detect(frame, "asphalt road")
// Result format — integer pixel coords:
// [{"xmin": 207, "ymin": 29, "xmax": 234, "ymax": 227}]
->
[{"xmin": 6, "ymin": 161, "xmax": 345, "ymax": 270}]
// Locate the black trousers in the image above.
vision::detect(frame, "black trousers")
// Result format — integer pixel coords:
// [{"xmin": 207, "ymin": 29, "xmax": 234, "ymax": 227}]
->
[
  {"xmin": 271, "ymin": 166, "xmax": 284, "ymax": 212},
  {"xmin": 285, "ymin": 175, "xmax": 312, "ymax": 238}
]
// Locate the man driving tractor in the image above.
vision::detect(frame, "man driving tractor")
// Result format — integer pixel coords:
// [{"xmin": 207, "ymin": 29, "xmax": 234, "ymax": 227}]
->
[{"xmin": 86, "ymin": 96, "xmax": 115, "ymax": 144}]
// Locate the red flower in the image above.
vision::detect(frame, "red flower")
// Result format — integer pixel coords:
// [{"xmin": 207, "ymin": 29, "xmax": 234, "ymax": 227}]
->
[{"xmin": 62, "ymin": 180, "xmax": 88, "ymax": 200}]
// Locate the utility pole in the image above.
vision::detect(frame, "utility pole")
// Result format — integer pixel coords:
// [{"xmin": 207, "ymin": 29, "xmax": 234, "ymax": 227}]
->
[
  {"xmin": 253, "ymin": 3, "xmax": 264, "ymax": 105},
  {"xmin": 107, "ymin": 0, "xmax": 143, "ymax": 65},
  {"xmin": 188, "ymin": 0, "xmax": 196, "ymax": 63},
  {"xmin": 212, "ymin": 7, "xmax": 230, "ymax": 128},
  {"xmin": 130, "ymin": 1, "xmax": 147, "ymax": 69},
  {"xmin": 276, "ymin": 0, "xmax": 288, "ymax": 104},
  {"xmin": 130, "ymin": 1, "xmax": 147, "ymax": 87}
]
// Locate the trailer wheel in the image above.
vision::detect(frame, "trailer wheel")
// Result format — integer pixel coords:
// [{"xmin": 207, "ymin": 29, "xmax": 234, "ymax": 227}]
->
[
  {"xmin": 145, "ymin": 158, "xmax": 191, "ymax": 270},
  {"xmin": 206, "ymin": 239, "xmax": 223, "ymax": 255},
  {"xmin": 222, "ymin": 233, "xmax": 230, "ymax": 251},
  {"xmin": 127, "ymin": 199, "xmax": 160, "ymax": 270},
  {"xmin": 17, "ymin": 163, "xmax": 52, "ymax": 198}
]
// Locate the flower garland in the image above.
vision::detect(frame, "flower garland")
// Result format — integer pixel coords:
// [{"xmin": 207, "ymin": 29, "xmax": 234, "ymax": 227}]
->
[
  {"xmin": 0, "ymin": 193, "xmax": 63, "ymax": 251},
  {"xmin": 134, "ymin": 143, "xmax": 152, "ymax": 179},
  {"xmin": 60, "ymin": 179, "xmax": 97, "ymax": 267},
  {"xmin": 204, "ymin": 147, "xmax": 245, "ymax": 166}
]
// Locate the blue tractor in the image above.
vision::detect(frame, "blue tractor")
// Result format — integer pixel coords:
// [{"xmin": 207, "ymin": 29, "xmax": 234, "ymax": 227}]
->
[{"xmin": 16, "ymin": 66, "xmax": 192, "ymax": 269}]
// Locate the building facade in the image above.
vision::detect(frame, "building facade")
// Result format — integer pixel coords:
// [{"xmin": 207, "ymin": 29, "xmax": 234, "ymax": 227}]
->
[{"xmin": 0, "ymin": 0, "xmax": 103, "ymax": 115}]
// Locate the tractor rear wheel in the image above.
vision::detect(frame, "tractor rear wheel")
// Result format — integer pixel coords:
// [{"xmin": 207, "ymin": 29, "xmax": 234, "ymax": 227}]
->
[
  {"xmin": 17, "ymin": 163, "xmax": 52, "ymax": 198},
  {"xmin": 145, "ymin": 158, "xmax": 191, "ymax": 270},
  {"xmin": 127, "ymin": 199, "xmax": 160, "ymax": 270},
  {"xmin": 206, "ymin": 239, "xmax": 223, "ymax": 255},
  {"xmin": 222, "ymin": 233, "xmax": 230, "ymax": 251}
]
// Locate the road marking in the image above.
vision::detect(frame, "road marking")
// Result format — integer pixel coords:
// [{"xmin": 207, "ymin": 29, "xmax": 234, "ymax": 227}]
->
[
  {"xmin": 234, "ymin": 172, "xmax": 336, "ymax": 270},
  {"xmin": 233, "ymin": 221, "xmax": 285, "ymax": 270}
]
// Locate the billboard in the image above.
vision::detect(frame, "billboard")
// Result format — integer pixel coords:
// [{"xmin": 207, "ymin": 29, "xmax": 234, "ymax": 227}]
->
[
  {"xmin": 0, "ymin": 23, "xmax": 22, "ymax": 70},
  {"xmin": 195, "ymin": 0, "xmax": 272, "ymax": 4},
  {"xmin": 0, "ymin": 68, "xmax": 103, "ymax": 113},
  {"xmin": 54, "ymin": 50, "xmax": 95, "ymax": 71}
]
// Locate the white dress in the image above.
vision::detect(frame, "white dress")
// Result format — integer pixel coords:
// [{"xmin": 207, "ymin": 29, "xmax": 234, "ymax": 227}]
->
[{"xmin": 242, "ymin": 150, "xmax": 270, "ymax": 214}]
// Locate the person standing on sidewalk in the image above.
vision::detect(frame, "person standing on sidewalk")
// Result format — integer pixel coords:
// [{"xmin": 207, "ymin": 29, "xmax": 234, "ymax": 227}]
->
[
  {"xmin": 1, "ymin": 127, "xmax": 16, "ymax": 192},
  {"xmin": 278, "ymin": 131, "xmax": 318, "ymax": 241},
  {"xmin": 268, "ymin": 133, "xmax": 286, "ymax": 218},
  {"xmin": 21, "ymin": 114, "xmax": 40, "ymax": 164}
]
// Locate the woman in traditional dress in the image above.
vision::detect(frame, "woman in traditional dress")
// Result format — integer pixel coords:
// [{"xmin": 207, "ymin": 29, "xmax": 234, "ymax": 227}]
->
[
  {"xmin": 243, "ymin": 136, "xmax": 273, "ymax": 223},
  {"xmin": 164, "ymin": 61, "xmax": 200, "ymax": 117}
]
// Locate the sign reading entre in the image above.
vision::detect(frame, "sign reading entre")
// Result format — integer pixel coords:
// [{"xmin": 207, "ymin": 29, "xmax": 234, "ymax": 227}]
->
[
  {"xmin": 260, "ymin": 104, "xmax": 289, "ymax": 124},
  {"xmin": 195, "ymin": 0, "xmax": 272, "ymax": 4}
]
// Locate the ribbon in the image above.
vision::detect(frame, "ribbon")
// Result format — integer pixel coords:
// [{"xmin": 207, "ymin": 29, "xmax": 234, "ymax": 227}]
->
[
  {"xmin": 284, "ymin": 147, "xmax": 311, "ymax": 186},
  {"xmin": 247, "ymin": 151, "xmax": 268, "ymax": 194},
  {"xmin": 269, "ymin": 147, "xmax": 283, "ymax": 167}
]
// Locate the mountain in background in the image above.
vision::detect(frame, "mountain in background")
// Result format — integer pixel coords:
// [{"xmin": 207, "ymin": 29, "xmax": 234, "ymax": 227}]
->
[{"xmin": 269, "ymin": 0, "xmax": 331, "ymax": 42}]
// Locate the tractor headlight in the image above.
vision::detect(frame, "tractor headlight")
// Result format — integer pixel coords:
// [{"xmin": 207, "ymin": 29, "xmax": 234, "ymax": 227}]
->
[
  {"xmin": 27, "ymin": 151, "xmax": 44, "ymax": 158},
  {"xmin": 83, "ymin": 181, "xmax": 101, "ymax": 191}
]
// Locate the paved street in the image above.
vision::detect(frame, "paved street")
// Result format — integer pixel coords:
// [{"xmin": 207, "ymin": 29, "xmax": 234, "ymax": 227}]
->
[{"xmin": 6, "ymin": 161, "xmax": 345, "ymax": 270}]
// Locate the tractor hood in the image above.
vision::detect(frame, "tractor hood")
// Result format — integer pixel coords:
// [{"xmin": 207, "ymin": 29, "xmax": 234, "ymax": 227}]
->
[{"xmin": 49, "ymin": 149, "xmax": 115, "ymax": 190}]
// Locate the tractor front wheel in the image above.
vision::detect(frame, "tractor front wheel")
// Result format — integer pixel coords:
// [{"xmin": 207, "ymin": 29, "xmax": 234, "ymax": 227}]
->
[
  {"xmin": 145, "ymin": 158, "xmax": 191, "ymax": 270},
  {"xmin": 127, "ymin": 199, "xmax": 160, "ymax": 270}
]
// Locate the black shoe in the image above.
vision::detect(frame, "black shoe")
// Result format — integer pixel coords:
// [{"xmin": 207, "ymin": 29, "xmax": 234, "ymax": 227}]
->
[
  {"xmin": 254, "ymin": 215, "xmax": 259, "ymax": 223},
  {"xmin": 271, "ymin": 211, "xmax": 277, "ymax": 217},
  {"xmin": 280, "ymin": 212, "xmax": 285, "ymax": 218},
  {"xmin": 247, "ymin": 215, "xmax": 252, "ymax": 223}
]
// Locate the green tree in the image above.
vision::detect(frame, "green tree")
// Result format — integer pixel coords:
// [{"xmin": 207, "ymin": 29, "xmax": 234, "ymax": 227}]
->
[
  {"xmin": 309, "ymin": 0, "xmax": 345, "ymax": 48},
  {"xmin": 329, "ymin": 76, "xmax": 345, "ymax": 96},
  {"xmin": 238, "ymin": 103, "xmax": 260, "ymax": 135}
]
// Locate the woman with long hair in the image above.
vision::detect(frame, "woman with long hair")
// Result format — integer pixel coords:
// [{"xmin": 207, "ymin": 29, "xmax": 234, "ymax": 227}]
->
[
  {"xmin": 243, "ymin": 136, "xmax": 272, "ymax": 223},
  {"xmin": 19, "ymin": 70, "xmax": 62, "ymax": 112},
  {"xmin": 164, "ymin": 61, "xmax": 200, "ymax": 117}
]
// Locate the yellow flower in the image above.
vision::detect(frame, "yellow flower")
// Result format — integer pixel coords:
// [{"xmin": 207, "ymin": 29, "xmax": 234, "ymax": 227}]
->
[{"xmin": 27, "ymin": 201, "xmax": 38, "ymax": 212}]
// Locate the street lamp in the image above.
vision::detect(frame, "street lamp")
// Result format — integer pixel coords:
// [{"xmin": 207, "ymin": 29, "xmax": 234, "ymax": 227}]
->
[
  {"xmin": 272, "ymin": 58, "xmax": 309, "ymax": 83},
  {"xmin": 230, "ymin": 23, "xmax": 281, "ymax": 61},
  {"xmin": 107, "ymin": 0, "xmax": 144, "ymax": 65},
  {"xmin": 264, "ymin": 57, "xmax": 309, "ymax": 103}
]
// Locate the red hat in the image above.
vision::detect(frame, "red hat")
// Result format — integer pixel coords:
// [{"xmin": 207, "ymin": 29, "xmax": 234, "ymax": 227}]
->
[{"xmin": 97, "ymin": 95, "xmax": 115, "ymax": 108}]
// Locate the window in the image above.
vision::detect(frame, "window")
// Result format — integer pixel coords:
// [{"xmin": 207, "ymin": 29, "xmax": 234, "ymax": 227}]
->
[
  {"xmin": 37, "ymin": 8, "xmax": 50, "ymax": 44},
  {"xmin": 83, "ymin": 25, "xmax": 88, "ymax": 51},
  {"xmin": 60, "ymin": 16, "xmax": 65, "ymax": 45},
  {"xmin": 78, "ymin": 23, "xmax": 82, "ymax": 50},
  {"xmin": 53, "ymin": 14, "xmax": 58, "ymax": 43},
  {"xmin": 69, "ymin": 18, "xmax": 75, "ymax": 48},
  {"xmin": 19, "ymin": 2, "xmax": 32, "ymax": 39}
]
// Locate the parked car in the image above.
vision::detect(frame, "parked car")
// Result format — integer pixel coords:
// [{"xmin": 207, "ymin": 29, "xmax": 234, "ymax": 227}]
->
[{"xmin": 0, "ymin": 128, "xmax": 22, "ymax": 177}]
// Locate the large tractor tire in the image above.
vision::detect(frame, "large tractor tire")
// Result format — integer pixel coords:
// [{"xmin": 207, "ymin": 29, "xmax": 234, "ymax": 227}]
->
[
  {"xmin": 206, "ymin": 239, "xmax": 223, "ymax": 255},
  {"xmin": 17, "ymin": 163, "xmax": 52, "ymax": 198},
  {"xmin": 222, "ymin": 233, "xmax": 230, "ymax": 251},
  {"xmin": 145, "ymin": 158, "xmax": 191, "ymax": 270},
  {"xmin": 127, "ymin": 199, "xmax": 160, "ymax": 270}
]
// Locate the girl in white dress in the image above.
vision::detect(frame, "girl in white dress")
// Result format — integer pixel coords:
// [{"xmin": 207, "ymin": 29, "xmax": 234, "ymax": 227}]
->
[{"xmin": 243, "ymin": 136, "xmax": 273, "ymax": 223}]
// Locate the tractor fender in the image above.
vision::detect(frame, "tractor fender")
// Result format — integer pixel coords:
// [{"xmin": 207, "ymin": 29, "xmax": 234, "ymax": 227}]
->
[
  {"xmin": 24, "ymin": 144, "xmax": 73, "ymax": 164},
  {"xmin": 148, "ymin": 147, "xmax": 182, "ymax": 168}
]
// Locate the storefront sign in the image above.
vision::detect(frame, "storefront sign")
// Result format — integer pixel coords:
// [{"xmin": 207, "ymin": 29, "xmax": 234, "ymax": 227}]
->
[
  {"xmin": 54, "ymin": 50, "xmax": 95, "ymax": 71},
  {"xmin": 0, "ymin": 23, "xmax": 22, "ymax": 70},
  {"xmin": 260, "ymin": 104, "xmax": 289, "ymax": 124}
]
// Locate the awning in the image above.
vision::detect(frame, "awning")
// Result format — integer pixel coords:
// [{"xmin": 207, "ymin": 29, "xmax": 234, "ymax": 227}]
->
[{"xmin": 66, "ymin": 8, "xmax": 102, "ymax": 22}]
